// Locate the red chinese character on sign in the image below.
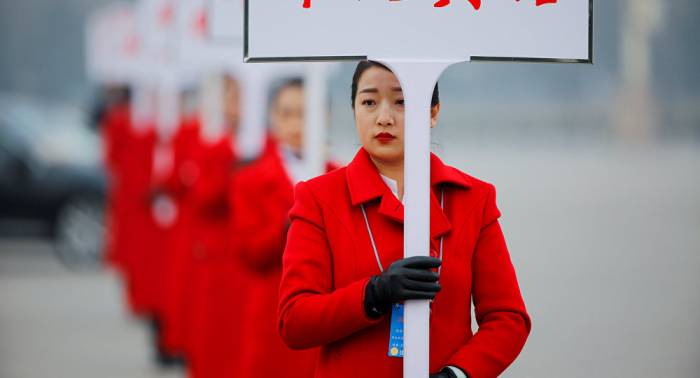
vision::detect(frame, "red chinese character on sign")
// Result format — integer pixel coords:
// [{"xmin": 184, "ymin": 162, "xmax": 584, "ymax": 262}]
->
[
  {"xmin": 159, "ymin": 3, "xmax": 174, "ymax": 26},
  {"xmin": 303, "ymin": 0, "xmax": 558, "ymax": 9},
  {"xmin": 123, "ymin": 34, "xmax": 141, "ymax": 56},
  {"xmin": 434, "ymin": 0, "xmax": 481, "ymax": 9},
  {"xmin": 434, "ymin": 0, "xmax": 557, "ymax": 9},
  {"xmin": 193, "ymin": 9, "xmax": 208, "ymax": 37}
]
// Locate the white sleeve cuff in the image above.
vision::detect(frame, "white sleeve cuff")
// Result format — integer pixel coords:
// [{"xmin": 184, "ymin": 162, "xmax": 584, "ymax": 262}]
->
[{"xmin": 446, "ymin": 366, "xmax": 468, "ymax": 378}]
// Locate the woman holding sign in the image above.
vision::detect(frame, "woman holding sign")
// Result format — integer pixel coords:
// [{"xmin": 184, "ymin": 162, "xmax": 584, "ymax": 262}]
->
[{"xmin": 278, "ymin": 61, "xmax": 530, "ymax": 378}]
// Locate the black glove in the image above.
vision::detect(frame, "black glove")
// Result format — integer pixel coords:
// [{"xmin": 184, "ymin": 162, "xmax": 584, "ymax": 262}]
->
[
  {"xmin": 429, "ymin": 368, "xmax": 461, "ymax": 378},
  {"xmin": 364, "ymin": 256, "xmax": 441, "ymax": 318}
]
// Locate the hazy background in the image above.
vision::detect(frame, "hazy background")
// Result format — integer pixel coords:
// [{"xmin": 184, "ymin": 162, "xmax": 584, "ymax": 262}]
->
[{"xmin": 1, "ymin": 1, "xmax": 699, "ymax": 377}]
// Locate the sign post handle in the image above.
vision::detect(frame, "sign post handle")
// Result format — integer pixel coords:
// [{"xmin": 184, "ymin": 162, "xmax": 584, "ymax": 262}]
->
[
  {"xmin": 378, "ymin": 59, "xmax": 457, "ymax": 378},
  {"xmin": 304, "ymin": 63, "xmax": 329, "ymax": 177},
  {"xmin": 237, "ymin": 69, "xmax": 268, "ymax": 160}
]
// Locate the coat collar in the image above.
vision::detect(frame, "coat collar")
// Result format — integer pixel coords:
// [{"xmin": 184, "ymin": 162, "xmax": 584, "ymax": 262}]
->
[{"xmin": 346, "ymin": 148, "xmax": 472, "ymax": 239}]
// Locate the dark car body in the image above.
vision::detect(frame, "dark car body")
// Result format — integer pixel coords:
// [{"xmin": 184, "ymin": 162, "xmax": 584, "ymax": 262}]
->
[{"xmin": 0, "ymin": 94, "xmax": 107, "ymax": 265}]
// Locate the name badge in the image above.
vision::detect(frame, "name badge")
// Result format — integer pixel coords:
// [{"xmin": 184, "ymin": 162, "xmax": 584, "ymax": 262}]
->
[{"xmin": 388, "ymin": 303, "xmax": 404, "ymax": 358}]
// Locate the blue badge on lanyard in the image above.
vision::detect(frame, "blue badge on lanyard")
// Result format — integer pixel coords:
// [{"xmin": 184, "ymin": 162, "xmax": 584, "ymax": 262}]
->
[{"xmin": 388, "ymin": 303, "xmax": 404, "ymax": 358}]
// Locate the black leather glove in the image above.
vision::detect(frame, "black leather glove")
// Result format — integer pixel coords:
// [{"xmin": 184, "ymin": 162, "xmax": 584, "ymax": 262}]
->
[
  {"xmin": 364, "ymin": 256, "xmax": 441, "ymax": 318},
  {"xmin": 429, "ymin": 368, "xmax": 461, "ymax": 378}
]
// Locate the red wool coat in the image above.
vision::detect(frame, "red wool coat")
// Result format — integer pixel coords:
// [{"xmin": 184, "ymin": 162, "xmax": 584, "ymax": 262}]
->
[
  {"xmin": 159, "ymin": 117, "xmax": 202, "ymax": 353},
  {"xmin": 184, "ymin": 136, "xmax": 240, "ymax": 378},
  {"xmin": 278, "ymin": 148, "xmax": 531, "ymax": 378},
  {"xmin": 119, "ymin": 123, "xmax": 157, "ymax": 316},
  {"xmin": 231, "ymin": 138, "xmax": 334, "ymax": 378}
]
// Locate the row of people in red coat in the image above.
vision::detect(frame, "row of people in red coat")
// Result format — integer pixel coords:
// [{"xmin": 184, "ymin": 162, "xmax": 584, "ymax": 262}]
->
[
  {"xmin": 101, "ymin": 61, "xmax": 531, "ymax": 378},
  {"xmin": 99, "ymin": 77, "xmax": 326, "ymax": 377}
]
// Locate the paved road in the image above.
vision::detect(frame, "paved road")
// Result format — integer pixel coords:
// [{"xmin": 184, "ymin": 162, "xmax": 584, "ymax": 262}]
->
[
  {"xmin": 0, "ymin": 240, "xmax": 181, "ymax": 378},
  {"xmin": 1, "ymin": 143, "xmax": 699, "ymax": 378}
]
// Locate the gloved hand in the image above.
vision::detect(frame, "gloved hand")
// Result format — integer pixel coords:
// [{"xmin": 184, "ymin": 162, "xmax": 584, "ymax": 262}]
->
[
  {"xmin": 429, "ymin": 367, "xmax": 462, "ymax": 378},
  {"xmin": 364, "ymin": 256, "xmax": 441, "ymax": 318}
]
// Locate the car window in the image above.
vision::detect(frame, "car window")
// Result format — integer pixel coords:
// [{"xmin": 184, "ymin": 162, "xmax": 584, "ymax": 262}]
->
[{"xmin": 0, "ymin": 97, "xmax": 101, "ymax": 167}]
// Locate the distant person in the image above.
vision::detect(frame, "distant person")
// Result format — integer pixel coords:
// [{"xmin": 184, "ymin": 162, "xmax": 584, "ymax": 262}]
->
[
  {"xmin": 184, "ymin": 74, "xmax": 244, "ymax": 378},
  {"xmin": 98, "ymin": 86, "xmax": 157, "ymax": 319},
  {"xmin": 231, "ymin": 78, "xmax": 337, "ymax": 378},
  {"xmin": 278, "ymin": 61, "xmax": 531, "ymax": 378}
]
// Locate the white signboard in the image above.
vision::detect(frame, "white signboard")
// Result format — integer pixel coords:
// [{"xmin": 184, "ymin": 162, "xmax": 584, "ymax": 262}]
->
[
  {"xmin": 138, "ymin": 0, "xmax": 179, "ymax": 64},
  {"xmin": 86, "ymin": 3, "xmax": 146, "ymax": 83},
  {"xmin": 209, "ymin": 0, "xmax": 244, "ymax": 42},
  {"xmin": 245, "ymin": 0, "xmax": 592, "ymax": 62},
  {"xmin": 177, "ymin": 0, "xmax": 336, "ymax": 166},
  {"xmin": 176, "ymin": 0, "xmax": 242, "ymax": 69}
]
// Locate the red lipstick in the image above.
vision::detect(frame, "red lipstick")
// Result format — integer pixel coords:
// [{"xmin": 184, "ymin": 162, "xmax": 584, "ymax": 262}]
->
[{"xmin": 375, "ymin": 132, "xmax": 396, "ymax": 143}]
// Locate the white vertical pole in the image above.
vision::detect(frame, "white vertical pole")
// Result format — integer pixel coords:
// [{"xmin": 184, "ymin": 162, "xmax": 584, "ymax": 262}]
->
[
  {"xmin": 153, "ymin": 72, "xmax": 179, "ymax": 179},
  {"xmin": 200, "ymin": 73, "xmax": 226, "ymax": 143},
  {"xmin": 378, "ymin": 60, "xmax": 456, "ymax": 378},
  {"xmin": 615, "ymin": 0, "xmax": 665, "ymax": 140},
  {"xmin": 131, "ymin": 82, "xmax": 153, "ymax": 132},
  {"xmin": 237, "ymin": 68, "xmax": 268, "ymax": 160},
  {"xmin": 304, "ymin": 63, "xmax": 328, "ymax": 178}
]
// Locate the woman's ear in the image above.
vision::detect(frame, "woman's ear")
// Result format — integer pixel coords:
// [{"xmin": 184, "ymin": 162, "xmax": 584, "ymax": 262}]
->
[{"xmin": 430, "ymin": 103, "xmax": 441, "ymax": 129}]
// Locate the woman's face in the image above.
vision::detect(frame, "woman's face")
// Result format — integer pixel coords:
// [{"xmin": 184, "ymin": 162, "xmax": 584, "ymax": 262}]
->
[
  {"xmin": 353, "ymin": 67, "xmax": 440, "ymax": 165},
  {"xmin": 270, "ymin": 85, "xmax": 304, "ymax": 154}
]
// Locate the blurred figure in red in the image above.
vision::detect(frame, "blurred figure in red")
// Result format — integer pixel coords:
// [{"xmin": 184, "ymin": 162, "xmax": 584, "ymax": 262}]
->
[
  {"xmin": 141, "ymin": 87, "xmax": 191, "ymax": 366},
  {"xmin": 99, "ymin": 86, "xmax": 158, "ymax": 318},
  {"xmin": 149, "ymin": 88, "xmax": 202, "ymax": 365},
  {"xmin": 97, "ymin": 85, "xmax": 131, "ymax": 273},
  {"xmin": 231, "ymin": 78, "xmax": 337, "ymax": 378},
  {"xmin": 181, "ymin": 74, "xmax": 243, "ymax": 378}
]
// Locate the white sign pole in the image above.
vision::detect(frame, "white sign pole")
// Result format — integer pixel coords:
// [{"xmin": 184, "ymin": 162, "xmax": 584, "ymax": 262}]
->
[
  {"xmin": 153, "ymin": 72, "xmax": 178, "ymax": 179},
  {"xmin": 304, "ymin": 63, "xmax": 329, "ymax": 177},
  {"xmin": 130, "ymin": 83, "xmax": 153, "ymax": 131},
  {"xmin": 236, "ymin": 67, "xmax": 269, "ymax": 160},
  {"xmin": 200, "ymin": 73, "xmax": 226, "ymax": 142},
  {"xmin": 380, "ymin": 60, "xmax": 457, "ymax": 378}
]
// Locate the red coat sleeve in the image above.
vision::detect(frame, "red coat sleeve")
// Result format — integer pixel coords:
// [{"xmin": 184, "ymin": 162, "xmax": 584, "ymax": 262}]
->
[
  {"xmin": 231, "ymin": 175, "xmax": 290, "ymax": 272},
  {"xmin": 446, "ymin": 184, "xmax": 531, "ymax": 378},
  {"xmin": 191, "ymin": 141, "xmax": 232, "ymax": 209},
  {"xmin": 278, "ymin": 181, "xmax": 381, "ymax": 350}
]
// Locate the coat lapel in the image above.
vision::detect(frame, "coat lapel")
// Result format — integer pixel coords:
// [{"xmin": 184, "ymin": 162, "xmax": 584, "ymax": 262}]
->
[{"xmin": 346, "ymin": 148, "xmax": 470, "ymax": 241}]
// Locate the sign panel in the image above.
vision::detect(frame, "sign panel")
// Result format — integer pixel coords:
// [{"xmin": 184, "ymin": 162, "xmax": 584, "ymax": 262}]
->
[
  {"xmin": 209, "ymin": 0, "xmax": 244, "ymax": 42},
  {"xmin": 246, "ymin": 0, "xmax": 591, "ymax": 63},
  {"xmin": 176, "ymin": 0, "xmax": 242, "ymax": 68},
  {"xmin": 138, "ymin": 0, "xmax": 179, "ymax": 64},
  {"xmin": 86, "ymin": 3, "xmax": 145, "ymax": 83}
]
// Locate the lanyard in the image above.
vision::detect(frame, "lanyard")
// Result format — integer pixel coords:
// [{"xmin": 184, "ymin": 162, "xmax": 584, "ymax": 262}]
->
[{"xmin": 360, "ymin": 189, "xmax": 445, "ymax": 274}]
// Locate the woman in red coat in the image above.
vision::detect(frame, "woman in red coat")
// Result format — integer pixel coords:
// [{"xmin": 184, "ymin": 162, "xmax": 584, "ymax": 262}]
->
[
  {"xmin": 118, "ymin": 116, "xmax": 157, "ymax": 317},
  {"xmin": 231, "ymin": 78, "xmax": 328, "ymax": 378},
  {"xmin": 157, "ymin": 114, "xmax": 201, "ymax": 355},
  {"xmin": 278, "ymin": 61, "xmax": 531, "ymax": 378},
  {"xmin": 186, "ymin": 75, "xmax": 244, "ymax": 378}
]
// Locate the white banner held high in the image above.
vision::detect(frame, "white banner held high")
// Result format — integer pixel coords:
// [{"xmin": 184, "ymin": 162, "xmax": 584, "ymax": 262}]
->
[{"xmin": 246, "ymin": 0, "xmax": 591, "ymax": 63}]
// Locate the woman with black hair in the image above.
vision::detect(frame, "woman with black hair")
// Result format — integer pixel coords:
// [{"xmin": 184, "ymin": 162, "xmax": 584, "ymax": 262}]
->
[
  {"xmin": 231, "ymin": 78, "xmax": 338, "ymax": 377},
  {"xmin": 278, "ymin": 61, "xmax": 531, "ymax": 378}
]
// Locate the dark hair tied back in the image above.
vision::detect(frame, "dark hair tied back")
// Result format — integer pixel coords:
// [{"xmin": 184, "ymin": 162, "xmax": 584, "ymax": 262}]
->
[{"xmin": 351, "ymin": 60, "xmax": 440, "ymax": 109}]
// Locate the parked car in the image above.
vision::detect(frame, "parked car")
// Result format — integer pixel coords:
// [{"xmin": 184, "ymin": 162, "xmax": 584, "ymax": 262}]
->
[{"xmin": 0, "ymin": 94, "xmax": 107, "ymax": 267}]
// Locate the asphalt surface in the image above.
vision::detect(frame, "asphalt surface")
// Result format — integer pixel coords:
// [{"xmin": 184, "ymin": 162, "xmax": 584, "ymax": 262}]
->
[
  {"xmin": 0, "ymin": 240, "xmax": 181, "ymax": 378},
  {"xmin": 1, "ymin": 143, "xmax": 699, "ymax": 378}
]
